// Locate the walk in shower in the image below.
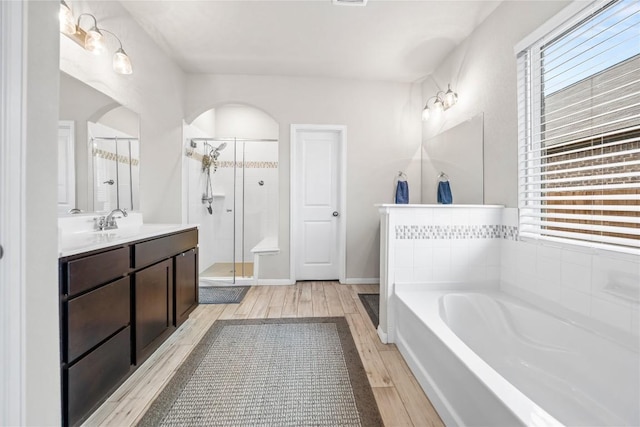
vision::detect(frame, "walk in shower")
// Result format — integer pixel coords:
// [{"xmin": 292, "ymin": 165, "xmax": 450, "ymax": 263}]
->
[{"xmin": 185, "ymin": 135, "xmax": 278, "ymax": 284}]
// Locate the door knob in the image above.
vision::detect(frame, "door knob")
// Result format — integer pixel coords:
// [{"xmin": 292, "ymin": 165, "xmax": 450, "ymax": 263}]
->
[{"xmin": 332, "ymin": 211, "xmax": 339, "ymax": 217}]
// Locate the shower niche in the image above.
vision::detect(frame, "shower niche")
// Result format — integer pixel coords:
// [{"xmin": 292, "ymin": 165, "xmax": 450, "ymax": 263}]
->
[{"xmin": 184, "ymin": 104, "xmax": 279, "ymax": 284}]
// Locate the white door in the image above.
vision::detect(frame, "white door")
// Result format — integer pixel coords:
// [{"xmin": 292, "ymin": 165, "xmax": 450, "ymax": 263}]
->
[{"xmin": 293, "ymin": 129, "xmax": 342, "ymax": 280}]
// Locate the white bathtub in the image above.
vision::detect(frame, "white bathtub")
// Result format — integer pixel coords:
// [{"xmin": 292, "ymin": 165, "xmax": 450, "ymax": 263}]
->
[{"xmin": 393, "ymin": 288, "xmax": 640, "ymax": 426}]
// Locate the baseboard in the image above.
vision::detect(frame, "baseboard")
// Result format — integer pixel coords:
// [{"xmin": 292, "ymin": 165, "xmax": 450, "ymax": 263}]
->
[
  {"xmin": 376, "ymin": 326, "xmax": 388, "ymax": 344},
  {"xmin": 255, "ymin": 279, "xmax": 295, "ymax": 286},
  {"xmin": 342, "ymin": 278, "xmax": 380, "ymax": 285}
]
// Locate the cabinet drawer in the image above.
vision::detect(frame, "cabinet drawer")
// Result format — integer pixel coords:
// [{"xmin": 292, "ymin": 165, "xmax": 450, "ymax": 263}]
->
[
  {"xmin": 67, "ymin": 326, "xmax": 131, "ymax": 427},
  {"xmin": 66, "ymin": 277, "xmax": 130, "ymax": 363},
  {"xmin": 65, "ymin": 247, "xmax": 130, "ymax": 297},
  {"xmin": 133, "ymin": 229, "xmax": 197, "ymax": 269}
]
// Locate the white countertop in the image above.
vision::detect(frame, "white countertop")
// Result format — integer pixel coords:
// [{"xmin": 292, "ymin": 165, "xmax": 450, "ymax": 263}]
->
[{"xmin": 59, "ymin": 224, "xmax": 197, "ymax": 258}]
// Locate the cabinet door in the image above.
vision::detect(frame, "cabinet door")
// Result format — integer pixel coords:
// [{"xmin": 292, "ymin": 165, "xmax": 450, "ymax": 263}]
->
[
  {"xmin": 175, "ymin": 248, "xmax": 198, "ymax": 326},
  {"xmin": 134, "ymin": 259, "xmax": 173, "ymax": 364}
]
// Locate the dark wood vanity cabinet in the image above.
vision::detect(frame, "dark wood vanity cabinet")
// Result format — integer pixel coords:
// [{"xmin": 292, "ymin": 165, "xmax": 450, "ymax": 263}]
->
[
  {"xmin": 59, "ymin": 228, "xmax": 198, "ymax": 427},
  {"xmin": 134, "ymin": 258, "xmax": 174, "ymax": 364},
  {"xmin": 175, "ymin": 247, "xmax": 198, "ymax": 326}
]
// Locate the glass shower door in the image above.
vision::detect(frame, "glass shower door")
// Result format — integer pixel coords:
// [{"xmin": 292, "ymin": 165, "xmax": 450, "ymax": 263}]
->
[{"xmin": 189, "ymin": 136, "xmax": 278, "ymax": 285}]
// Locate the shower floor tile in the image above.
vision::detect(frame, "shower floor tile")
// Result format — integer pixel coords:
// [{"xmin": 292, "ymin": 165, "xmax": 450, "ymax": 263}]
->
[{"xmin": 201, "ymin": 262, "xmax": 254, "ymax": 278}]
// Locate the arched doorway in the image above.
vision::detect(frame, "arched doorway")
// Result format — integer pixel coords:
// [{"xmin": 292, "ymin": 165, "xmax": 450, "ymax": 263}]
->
[{"xmin": 183, "ymin": 103, "xmax": 279, "ymax": 284}]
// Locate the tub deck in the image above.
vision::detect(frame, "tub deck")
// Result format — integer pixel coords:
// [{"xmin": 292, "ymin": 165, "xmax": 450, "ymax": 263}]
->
[{"xmin": 393, "ymin": 288, "xmax": 639, "ymax": 427}]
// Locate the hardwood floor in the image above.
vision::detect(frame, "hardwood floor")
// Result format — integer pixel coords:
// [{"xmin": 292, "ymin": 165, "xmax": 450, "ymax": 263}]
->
[{"xmin": 83, "ymin": 282, "xmax": 444, "ymax": 427}]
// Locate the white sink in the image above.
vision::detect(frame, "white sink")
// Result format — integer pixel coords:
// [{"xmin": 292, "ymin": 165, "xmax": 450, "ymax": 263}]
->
[{"xmin": 58, "ymin": 214, "xmax": 197, "ymax": 257}]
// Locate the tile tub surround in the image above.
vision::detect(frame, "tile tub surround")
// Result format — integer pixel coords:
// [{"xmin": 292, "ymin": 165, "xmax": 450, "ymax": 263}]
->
[
  {"xmin": 500, "ymin": 208, "xmax": 640, "ymax": 338},
  {"xmin": 377, "ymin": 204, "xmax": 505, "ymax": 343},
  {"xmin": 378, "ymin": 205, "xmax": 640, "ymax": 344}
]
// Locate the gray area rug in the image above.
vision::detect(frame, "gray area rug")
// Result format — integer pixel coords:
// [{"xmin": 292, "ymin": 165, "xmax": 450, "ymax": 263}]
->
[
  {"xmin": 137, "ymin": 318, "xmax": 382, "ymax": 427},
  {"xmin": 358, "ymin": 293, "xmax": 380, "ymax": 327},
  {"xmin": 198, "ymin": 285, "xmax": 249, "ymax": 304}
]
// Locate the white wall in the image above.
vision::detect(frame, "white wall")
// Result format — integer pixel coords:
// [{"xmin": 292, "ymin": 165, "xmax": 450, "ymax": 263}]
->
[
  {"xmin": 214, "ymin": 104, "xmax": 279, "ymax": 140},
  {"xmin": 59, "ymin": 0, "xmax": 186, "ymax": 223},
  {"xmin": 24, "ymin": 2, "xmax": 62, "ymax": 424},
  {"xmin": 421, "ymin": 1, "xmax": 572, "ymax": 207},
  {"xmin": 186, "ymin": 75, "xmax": 423, "ymax": 280}
]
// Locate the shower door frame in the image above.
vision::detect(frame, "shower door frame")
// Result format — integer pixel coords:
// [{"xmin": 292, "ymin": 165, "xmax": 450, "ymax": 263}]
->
[{"xmin": 192, "ymin": 137, "xmax": 278, "ymax": 285}]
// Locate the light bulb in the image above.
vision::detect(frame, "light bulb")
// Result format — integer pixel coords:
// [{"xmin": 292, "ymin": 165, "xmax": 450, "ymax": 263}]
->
[
  {"xmin": 113, "ymin": 48, "xmax": 133, "ymax": 75},
  {"xmin": 59, "ymin": 1, "xmax": 76, "ymax": 35},
  {"xmin": 422, "ymin": 106, "xmax": 431, "ymax": 121},
  {"xmin": 85, "ymin": 27, "xmax": 105, "ymax": 55},
  {"xmin": 444, "ymin": 85, "xmax": 458, "ymax": 108},
  {"xmin": 433, "ymin": 98, "xmax": 444, "ymax": 112}
]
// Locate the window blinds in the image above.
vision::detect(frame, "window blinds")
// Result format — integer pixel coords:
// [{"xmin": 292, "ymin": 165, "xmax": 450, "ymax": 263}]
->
[{"xmin": 517, "ymin": 0, "xmax": 640, "ymax": 252}]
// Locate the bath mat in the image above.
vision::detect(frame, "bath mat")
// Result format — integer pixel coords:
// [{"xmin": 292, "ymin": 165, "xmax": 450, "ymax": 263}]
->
[
  {"xmin": 136, "ymin": 317, "xmax": 382, "ymax": 427},
  {"xmin": 198, "ymin": 285, "xmax": 249, "ymax": 304},
  {"xmin": 358, "ymin": 293, "xmax": 380, "ymax": 327}
]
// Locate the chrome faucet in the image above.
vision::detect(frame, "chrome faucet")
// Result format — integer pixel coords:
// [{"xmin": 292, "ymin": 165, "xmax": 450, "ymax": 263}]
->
[
  {"xmin": 96, "ymin": 208, "xmax": 128, "ymax": 231},
  {"xmin": 106, "ymin": 208, "xmax": 128, "ymax": 229}
]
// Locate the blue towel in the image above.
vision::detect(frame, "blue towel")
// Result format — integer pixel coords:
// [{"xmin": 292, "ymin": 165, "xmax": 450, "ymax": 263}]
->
[
  {"xmin": 437, "ymin": 181, "xmax": 453, "ymax": 204},
  {"xmin": 395, "ymin": 180, "xmax": 409, "ymax": 204}
]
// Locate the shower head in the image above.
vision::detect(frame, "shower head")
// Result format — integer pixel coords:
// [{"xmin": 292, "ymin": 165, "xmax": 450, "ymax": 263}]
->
[{"xmin": 211, "ymin": 142, "xmax": 227, "ymax": 160}]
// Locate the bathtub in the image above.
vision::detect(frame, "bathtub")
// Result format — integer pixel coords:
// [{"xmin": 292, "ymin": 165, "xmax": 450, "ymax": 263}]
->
[{"xmin": 393, "ymin": 288, "xmax": 639, "ymax": 426}]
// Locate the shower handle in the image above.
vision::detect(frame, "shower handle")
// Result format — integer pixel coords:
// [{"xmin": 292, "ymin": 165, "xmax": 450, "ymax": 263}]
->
[
  {"xmin": 103, "ymin": 179, "xmax": 115, "ymax": 185},
  {"xmin": 226, "ymin": 209, "xmax": 233, "ymax": 213},
  {"xmin": 332, "ymin": 211, "xmax": 339, "ymax": 217}
]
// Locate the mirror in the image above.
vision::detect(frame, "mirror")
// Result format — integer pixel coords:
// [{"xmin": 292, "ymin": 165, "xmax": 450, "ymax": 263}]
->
[
  {"xmin": 58, "ymin": 71, "xmax": 140, "ymax": 214},
  {"xmin": 421, "ymin": 113, "xmax": 484, "ymax": 204}
]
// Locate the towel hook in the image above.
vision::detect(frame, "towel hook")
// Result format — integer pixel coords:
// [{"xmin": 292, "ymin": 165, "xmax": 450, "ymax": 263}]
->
[
  {"xmin": 398, "ymin": 171, "xmax": 407, "ymax": 179},
  {"xmin": 438, "ymin": 171, "xmax": 449, "ymax": 182}
]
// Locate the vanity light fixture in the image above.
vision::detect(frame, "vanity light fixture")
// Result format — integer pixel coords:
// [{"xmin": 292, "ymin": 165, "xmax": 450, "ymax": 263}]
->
[
  {"xmin": 422, "ymin": 84, "xmax": 458, "ymax": 121},
  {"xmin": 80, "ymin": 14, "xmax": 106, "ymax": 55},
  {"xmin": 103, "ymin": 29, "xmax": 133, "ymax": 75},
  {"xmin": 59, "ymin": 2, "xmax": 133, "ymax": 75},
  {"xmin": 59, "ymin": 0, "xmax": 76, "ymax": 35}
]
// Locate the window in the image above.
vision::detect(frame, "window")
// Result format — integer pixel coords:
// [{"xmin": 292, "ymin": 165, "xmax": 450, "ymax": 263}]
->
[{"xmin": 517, "ymin": 0, "xmax": 640, "ymax": 252}]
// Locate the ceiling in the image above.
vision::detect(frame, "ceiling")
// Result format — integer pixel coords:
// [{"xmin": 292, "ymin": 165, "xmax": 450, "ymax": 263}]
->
[{"xmin": 120, "ymin": 0, "xmax": 502, "ymax": 83}]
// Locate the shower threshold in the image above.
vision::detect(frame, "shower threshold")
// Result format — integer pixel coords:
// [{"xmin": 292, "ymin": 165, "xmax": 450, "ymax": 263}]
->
[{"xmin": 200, "ymin": 262, "xmax": 254, "ymax": 278}]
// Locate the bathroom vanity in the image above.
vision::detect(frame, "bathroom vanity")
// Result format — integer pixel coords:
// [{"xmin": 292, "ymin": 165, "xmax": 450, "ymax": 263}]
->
[{"xmin": 58, "ymin": 224, "xmax": 198, "ymax": 426}]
